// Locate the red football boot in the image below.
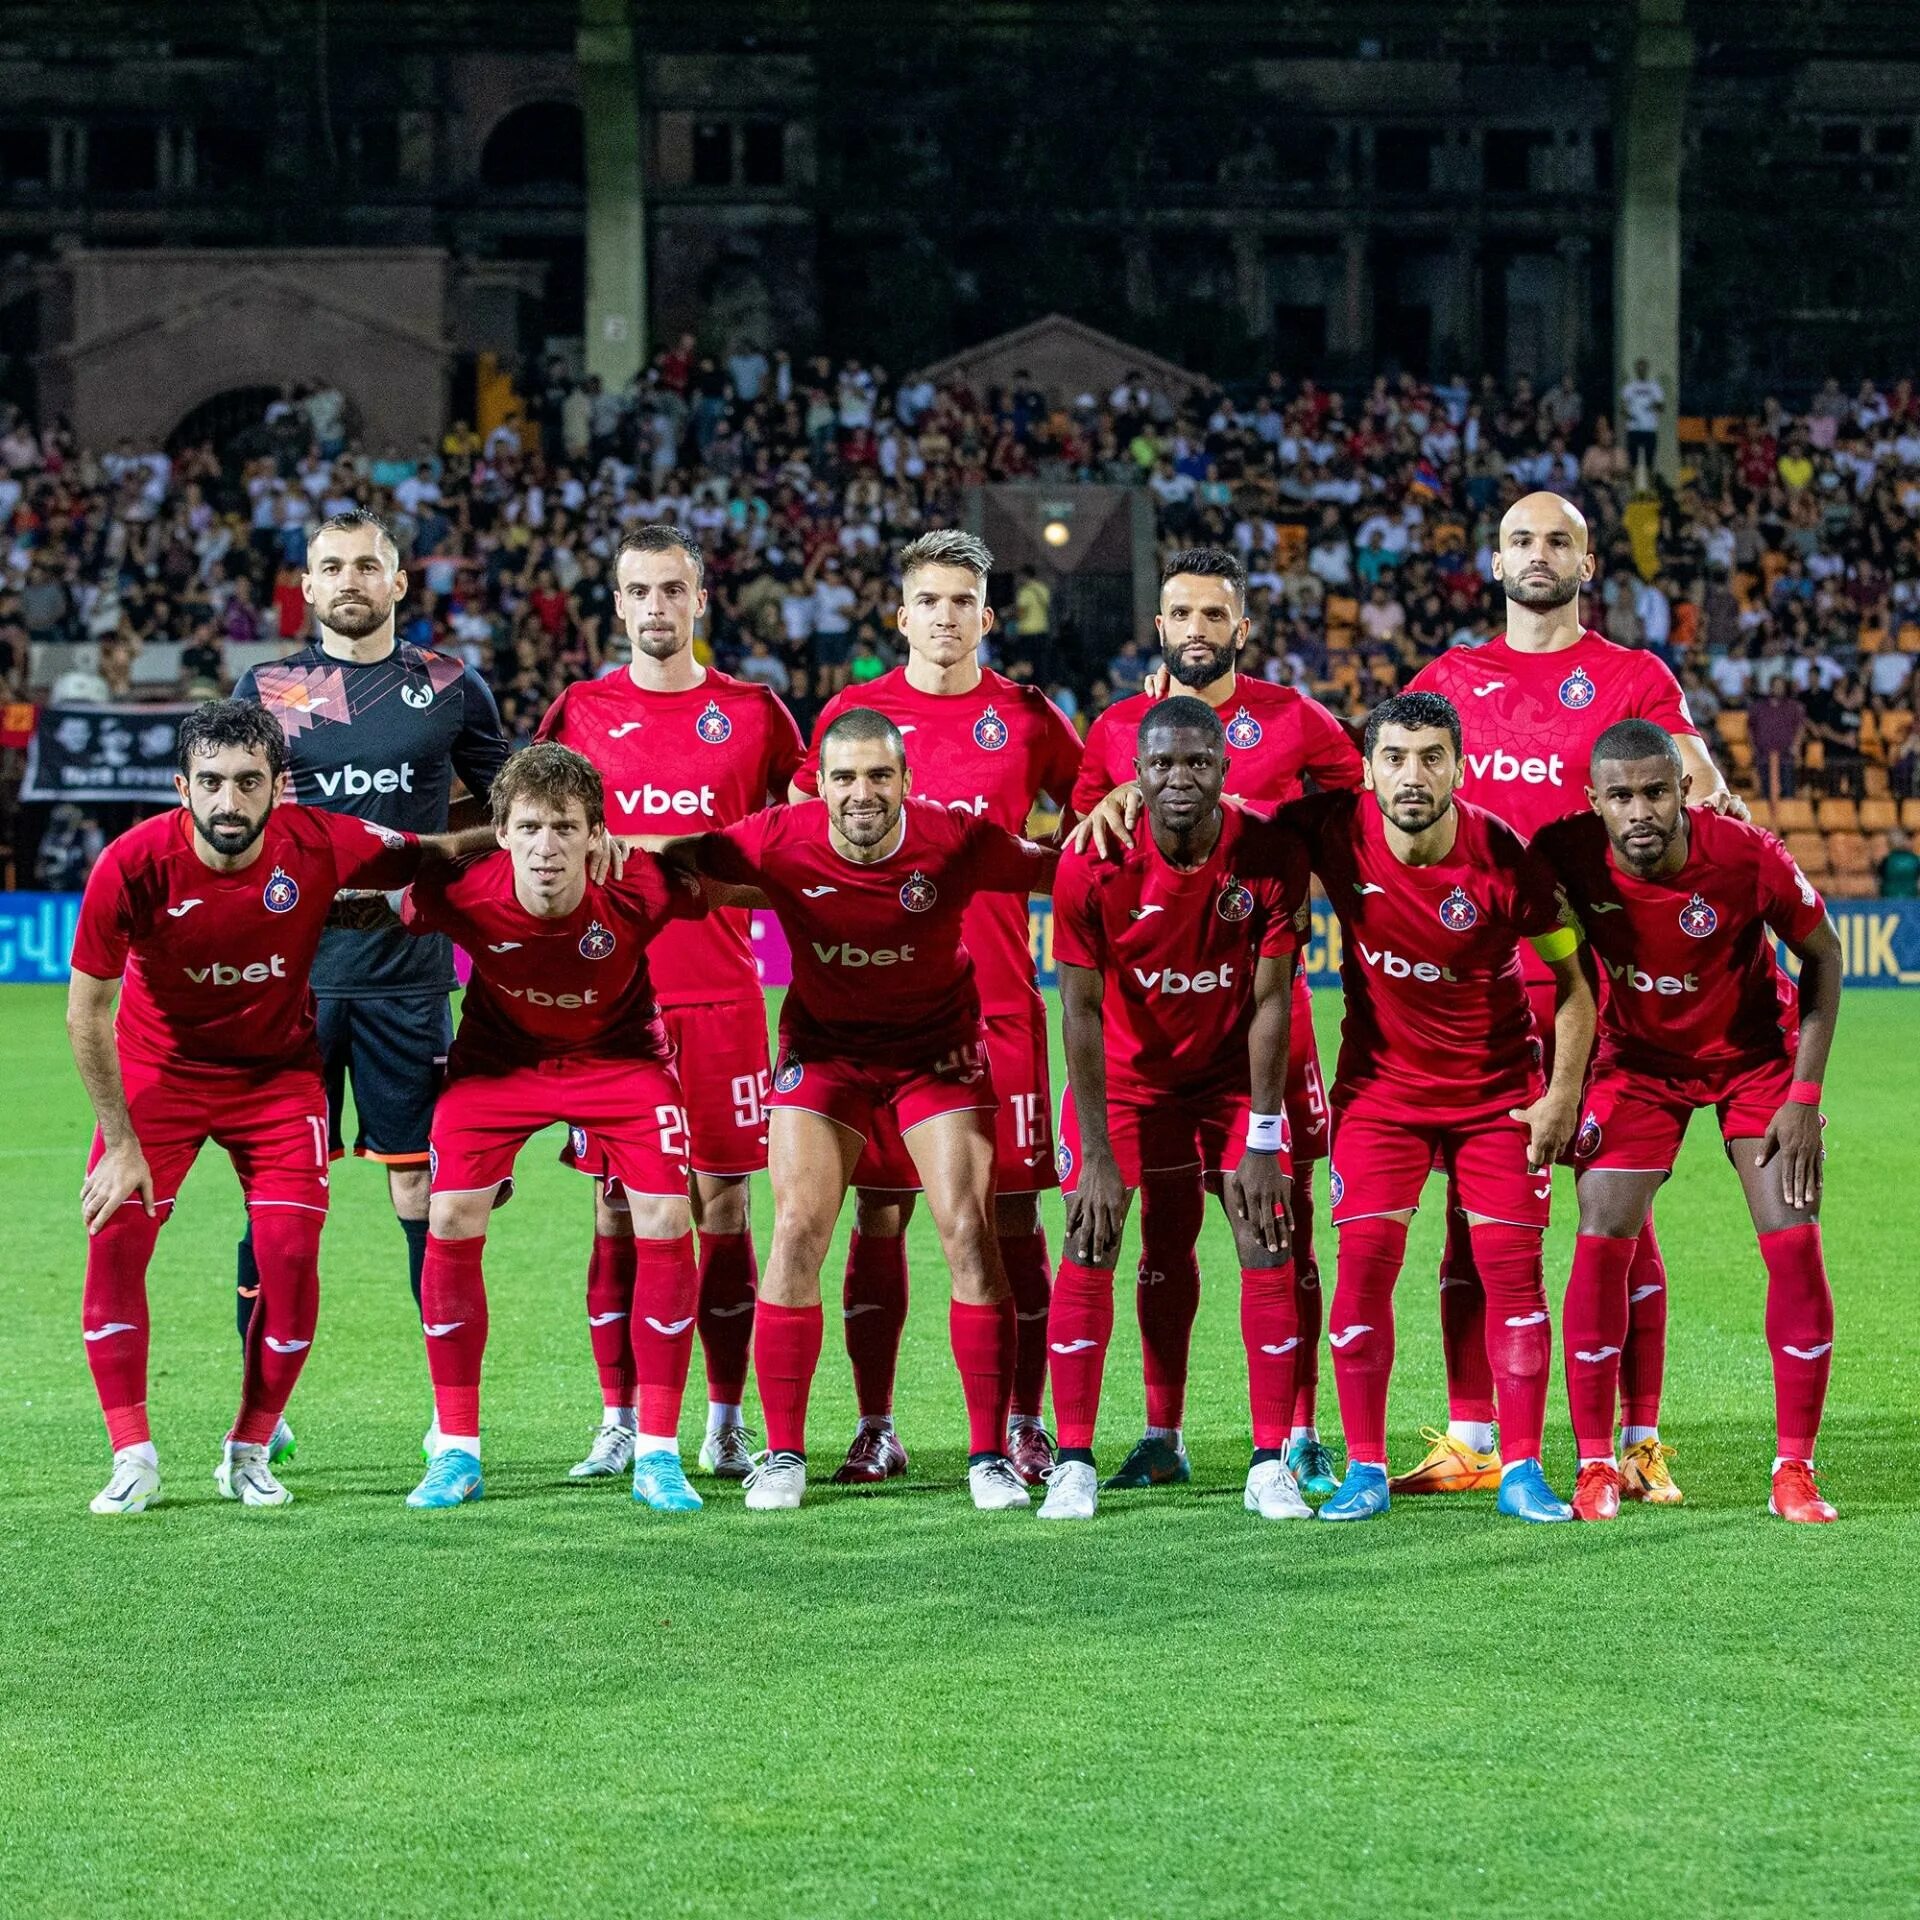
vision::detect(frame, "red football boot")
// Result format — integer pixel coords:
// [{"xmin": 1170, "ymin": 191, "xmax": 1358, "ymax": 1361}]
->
[
  {"xmin": 831, "ymin": 1424, "xmax": 910, "ymax": 1485},
  {"xmin": 1006, "ymin": 1423, "xmax": 1056, "ymax": 1487},
  {"xmin": 1571, "ymin": 1460, "xmax": 1622, "ymax": 1521},
  {"xmin": 1769, "ymin": 1460, "xmax": 1838, "ymax": 1524}
]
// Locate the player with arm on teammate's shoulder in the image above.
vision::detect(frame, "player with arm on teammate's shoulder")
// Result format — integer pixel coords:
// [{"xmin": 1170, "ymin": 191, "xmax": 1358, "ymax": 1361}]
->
[
  {"xmin": 659, "ymin": 707, "xmax": 1058, "ymax": 1513},
  {"xmin": 790, "ymin": 529, "xmax": 1084, "ymax": 1489},
  {"xmin": 1280, "ymin": 691, "xmax": 1595, "ymax": 1525},
  {"xmin": 1534, "ymin": 720, "xmax": 1844, "ymax": 1523},
  {"xmin": 68, "ymin": 700, "xmax": 490, "ymax": 1515},
  {"xmin": 1044, "ymin": 696, "xmax": 1314, "ymax": 1522}
]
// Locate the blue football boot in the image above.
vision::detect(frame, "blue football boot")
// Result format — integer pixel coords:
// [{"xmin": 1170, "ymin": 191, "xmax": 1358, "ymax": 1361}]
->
[
  {"xmin": 632, "ymin": 1451, "xmax": 703, "ymax": 1512},
  {"xmin": 1317, "ymin": 1461, "xmax": 1391, "ymax": 1522},
  {"xmin": 1496, "ymin": 1458, "xmax": 1575, "ymax": 1523},
  {"xmin": 406, "ymin": 1448, "xmax": 483, "ymax": 1509}
]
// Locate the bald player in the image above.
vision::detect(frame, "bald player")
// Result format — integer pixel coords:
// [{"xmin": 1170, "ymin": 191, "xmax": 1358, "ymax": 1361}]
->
[{"xmin": 1399, "ymin": 490, "xmax": 1744, "ymax": 1503}]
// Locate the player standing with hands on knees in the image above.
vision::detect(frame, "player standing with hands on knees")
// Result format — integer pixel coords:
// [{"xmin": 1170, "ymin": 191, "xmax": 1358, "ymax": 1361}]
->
[{"xmin": 1535, "ymin": 720, "xmax": 1844, "ymax": 1523}]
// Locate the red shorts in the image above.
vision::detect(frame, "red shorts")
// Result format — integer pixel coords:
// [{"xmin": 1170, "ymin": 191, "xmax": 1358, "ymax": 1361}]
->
[
  {"xmin": 853, "ymin": 1006, "xmax": 1053, "ymax": 1194},
  {"xmin": 1574, "ymin": 1052, "xmax": 1799, "ymax": 1175},
  {"xmin": 434, "ymin": 1054, "xmax": 690, "ymax": 1201},
  {"xmin": 1056, "ymin": 1085, "xmax": 1285, "ymax": 1192},
  {"xmin": 768, "ymin": 1028, "xmax": 997, "ymax": 1150},
  {"xmin": 1330, "ymin": 1096, "xmax": 1551, "ymax": 1231},
  {"xmin": 559, "ymin": 997, "xmax": 771, "ymax": 1185},
  {"xmin": 91, "ymin": 1058, "xmax": 331, "ymax": 1217},
  {"xmin": 1286, "ymin": 971, "xmax": 1330, "ymax": 1164}
]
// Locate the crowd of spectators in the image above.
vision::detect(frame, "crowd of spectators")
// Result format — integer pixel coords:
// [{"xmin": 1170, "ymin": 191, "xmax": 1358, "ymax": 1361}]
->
[{"xmin": 3, "ymin": 345, "xmax": 1920, "ymax": 895}]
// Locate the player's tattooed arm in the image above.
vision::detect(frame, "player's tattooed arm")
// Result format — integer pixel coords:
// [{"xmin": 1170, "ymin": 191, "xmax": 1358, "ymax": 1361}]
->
[
  {"xmin": 1677, "ymin": 730, "xmax": 1750, "ymax": 822},
  {"xmin": 1231, "ymin": 952, "xmax": 1295, "ymax": 1259},
  {"xmin": 1759, "ymin": 914, "xmax": 1842, "ymax": 1212},
  {"xmin": 1059, "ymin": 962, "xmax": 1127, "ymax": 1267},
  {"xmin": 1510, "ymin": 945, "xmax": 1596, "ymax": 1171},
  {"xmin": 66, "ymin": 969, "xmax": 156, "ymax": 1234}
]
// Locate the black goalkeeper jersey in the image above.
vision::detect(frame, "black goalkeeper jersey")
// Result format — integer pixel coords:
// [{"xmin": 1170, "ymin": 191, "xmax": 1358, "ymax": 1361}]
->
[{"xmin": 236, "ymin": 640, "xmax": 509, "ymax": 999}]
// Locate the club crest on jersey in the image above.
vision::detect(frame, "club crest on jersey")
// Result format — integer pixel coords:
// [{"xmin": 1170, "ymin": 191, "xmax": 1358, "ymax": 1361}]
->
[
  {"xmin": 262, "ymin": 867, "xmax": 299, "ymax": 913},
  {"xmin": 1438, "ymin": 885, "xmax": 1479, "ymax": 931},
  {"xmin": 1679, "ymin": 892, "xmax": 1718, "ymax": 938},
  {"xmin": 972, "ymin": 705, "xmax": 1009, "ymax": 751},
  {"xmin": 569, "ymin": 1126, "xmax": 589, "ymax": 1159},
  {"xmin": 1055, "ymin": 1139, "xmax": 1074, "ymax": 1180},
  {"xmin": 1575, "ymin": 1115, "xmax": 1603, "ymax": 1158},
  {"xmin": 1216, "ymin": 877, "xmax": 1255, "ymax": 922},
  {"xmin": 578, "ymin": 919, "xmax": 617, "ymax": 960},
  {"xmin": 1558, "ymin": 665, "xmax": 1597, "ymax": 710},
  {"xmin": 900, "ymin": 869, "xmax": 938, "ymax": 913},
  {"xmin": 695, "ymin": 700, "xmax": 733, "ymax": 744},
  {"xmin": 1328, "ymin": 1166, "xmax": 1344, "ymax": 1206},
  {"xmin": 1224, "ymin": 706, "xmax": 1263, "ymax": 749},
  {"xmin": 401, "ymin": 680, "xmax": 434, "ymax": 711},
  {"xmin": 774, "ymin": 1057, "xmax": 805, "ymax": 1094}
]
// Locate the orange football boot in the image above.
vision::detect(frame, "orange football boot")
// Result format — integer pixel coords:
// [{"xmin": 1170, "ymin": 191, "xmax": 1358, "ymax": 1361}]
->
[
  {"xmin": 1619, "ymin": 1437, "xmax": 1685, "ymax": 1505},
  {"xmin": 1386, "ymin": 1426, "xmax": 1501, "ymax": 1495}
]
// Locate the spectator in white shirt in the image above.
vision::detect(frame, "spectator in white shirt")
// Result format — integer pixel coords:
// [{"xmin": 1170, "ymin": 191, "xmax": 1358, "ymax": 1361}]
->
[{"xmin": 1620, "ymin": 359, "xmax": 1665, "ymax": 471}]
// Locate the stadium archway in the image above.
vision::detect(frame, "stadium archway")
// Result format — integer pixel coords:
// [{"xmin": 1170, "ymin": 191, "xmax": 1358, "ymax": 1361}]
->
[
  {"xmin": 166, "ymin": 385, "xmax": 290, "ymax": 457},
  {"xmin": 480, "ymin": 102, "xmax": 585, "ymax": 190}
]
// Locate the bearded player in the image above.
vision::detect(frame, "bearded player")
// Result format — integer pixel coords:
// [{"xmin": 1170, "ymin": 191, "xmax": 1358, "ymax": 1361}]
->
[
  {"xmin": 795, "ymin": 530, "xmax": 1083, "ymax": 1487},
  {"xmin": 1282, "ymin": 692, "xmax": 1595, "ymax": 1524},
  {"xmin": 1534, "ymin": 721, "xmax": 1844, "ymax": 1523},
  {"xmin": 396, "ymin": 744, "xmax": 738, "ymax": 1511},
  {"xmin": 537, "ymin": 525, "xmax": 804, "ymax": 1482},
  {"xmin": 67, "ymin": 701, "xmax": 485, "ymax": 1514},
  {"xmin": 662, "ymin": 709, "xmax": 1058, "ymax": 1512},
  {"xmin": 1069, "ymin": 547, "xmax": 1361, "ymax": 1495},
  {"xmin": 1045, "ymin": 698, "xmax": 1312, "ymax": 1522},
  {"xmin": 1397, "ymin": 491, "xmax": 1741, "ymax": 1502}
]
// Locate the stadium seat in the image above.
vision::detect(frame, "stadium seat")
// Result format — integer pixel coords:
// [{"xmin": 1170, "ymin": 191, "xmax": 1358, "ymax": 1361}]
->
[
  {"xmin": 1860, "ymin": 797, "xmax": 1899, "ymax": 832},
  {"xmin": 1746, "ymin": 797, "xmax": 1773, "ymax": 830},
  {"xmin": 1718, "ymin": 707, "xmax": 1750, "ymax": 741},
  {"xmin": 1865, "ymin": 766, "xmax": 1891, "ymax": 797},
  {"xmin": 1786, "ymin": 831, "xmax": 1830, "ymax": 875},
  {"xmin": 1728, "ymin": 738, "xmax": 1755, "ymax": 772},
  {"xmin": 1903, "ymin": 799, "xmax": 1920, "ymax": 832},
  {"xmin": 1677, "ymin": 416, "xmax": 1708, "ymax": 446},
  {"xmin": 1884, "ymin": 710, "xmax": 1914, "ymax": 748},
  {"xmin": 1771, "ymin": 797, "xmax": 1816, "ymax": 832},
  {"xmin": 1866, "ymin": 831, "xmax": 1891, "ymax": 867},
  {"xmin": 1818, "ymin": 797, "xmax": 1859, "ymax": 832},
  {"xmin": 1826, "ymin": 873, "xmax": 1879, "ymax": 899},
  {"xmin": 1901, "ymin": 624, "xmax": 1920, "ymax": 654},
  {"xmin": 1828, "ymin": 832, "xmax": 1871, "ymax": 874}
]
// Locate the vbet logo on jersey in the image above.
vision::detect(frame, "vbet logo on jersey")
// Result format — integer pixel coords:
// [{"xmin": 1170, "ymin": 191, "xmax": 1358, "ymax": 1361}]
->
[
  {"xmin": 577, "ymin": 920, "xmax": 617, "ymax": 960},
  {"xmin": 315, "ymin": 762, "xmax": 414, "ymax": 797},
  {"xmin": 614, "ymin": 782, "xmax": 716, "ymax": 818},
  {"xmin": 1132, "ymin": 962, "xmax": 1237, "ymax": 996},
  {"xmin": 695, "ymin": 700, "xmax": 733, "ymax": 744},
  {"xmin": 972, "ymin": 705, "xmax": 1009, "ymax": 751},
  {"xmin": 1463, "ymin": 748, "xmax": 1566, "ymax": 786},
  {"xmin": 262, "ymin": 868, "xmax": 300, "ymax": 913},
  {"xmin": 1224, "ymin": 707, "xmax": 1263, "ymax": 749}
]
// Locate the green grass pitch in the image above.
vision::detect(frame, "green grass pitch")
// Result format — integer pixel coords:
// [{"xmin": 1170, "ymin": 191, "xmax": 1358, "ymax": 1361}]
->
[{"xmin": 3, "ymin": 984, "xmax": 1917, "ymax": 1916}]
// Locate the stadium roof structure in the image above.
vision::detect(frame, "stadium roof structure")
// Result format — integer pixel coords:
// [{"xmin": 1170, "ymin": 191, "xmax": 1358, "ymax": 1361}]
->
[{"xmin": 911, "ymin": 314, "xmax": 1203, "ymax": 408}]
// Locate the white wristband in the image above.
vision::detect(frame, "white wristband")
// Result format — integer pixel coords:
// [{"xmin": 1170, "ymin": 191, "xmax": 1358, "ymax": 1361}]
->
[{"xmin": 1245, "ymin": 1112, "xmax": 1287, "ymax": 1154}]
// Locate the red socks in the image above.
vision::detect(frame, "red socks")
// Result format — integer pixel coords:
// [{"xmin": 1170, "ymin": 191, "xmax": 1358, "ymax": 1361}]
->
[
  {"xmin": 1761, "ymin": 1223, "xmax": 1833, "ymax": 1460},
  {"xmin": 1240, "ymin": 1261, "xmax": 1300, "ymax": 1453},
  {"xmin": 631, "ymin": 1232, "xmax": 698, "ymax": 1438},
  {"xmin": 1438, "ymin": 1200, "xmax": 1496, "ymax": 1424},
  {"xmin": 1288, "ymin": 1189, "xmax": 1323, "ymax": 1431},
  {"xmin": 421, "ymin": 1233, "xmax": 488, "ymax": 1438},
  {"xmin": 842, "ymin": 1230, "xmax": 909, "ymax": 1419},
  {"xmin": 232, "ymin": 1207, "xmax": 322, "ymax": 1445},
  {"xmin": 82, "ymin": 1203, "xmax": 164, "ymax": 1450},
  {"xmin": 1327, "ymin": 1215, "xmax": 1406, "ymax": 1465},
  {"xmin": 1047, "ymin": 1259, "xmax": 1115, "ymax": 1450},
  {"xmin": 1137, "ymin": 1170, "xmax": 1205, "ymax": 1429},
  {"xmin": 585, "ymin": 1231, "xmax": 637, "ymax": 1409},
  {"xmin": 696, "ymin": 1231, "xmax": 758, "ymax": 1404},
  {"xmin": 754, "ymin": 1300, "xmax": 823, "ymax": 1456},
  {"xmin": 1562, "ymin": 1233, "xmax": 1636, "ymax": 1458},
  {"xmin": 1619, "ymin": 1217, "xmax": 1669, "ymax": 1431},
  {"xmin": 1000, "ymin": 1228, "xmax": 1053, "ymax": 1420},
  {"xmin": 1469, "ymin": 1222, "xmax": 1552, "ymax": 1464},
  {"xmin": 950, "ymin": 1297, "xmax": 1017, "ymax": 1456}
]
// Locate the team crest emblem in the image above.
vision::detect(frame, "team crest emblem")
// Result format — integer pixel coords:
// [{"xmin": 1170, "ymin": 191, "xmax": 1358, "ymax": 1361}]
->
[
  {"xmin": 1575, "ymin": 1115, "xmax": 1603, "ymax": 1159},
  {"xmin": 578, "ymin": 920, "xmax": 617, "ymax": 960},
  {"xmin": 429, "ymin": 1145, "xmax": 439, "ymax": 1179},
  {"xmin": 774, "ymin": 1057, "xmax": 805, "ymax": 1094},
  {"xmin": 262, "ymin": 867, "xmax": 300, "ymax": 913},
  {"xmin": 1216, "ymin": 878, "xmax": 1255, "ymax": 922},
  {"xmin": 1558, "ymin": 666, "xmax": 1597, "ymax": 710},
  {"xmin": 1438, "ymin": 885, "xmax": 1479, "ymax": 931},
  {"xmin": 973, "ymin": 705, "xmax": 1009, "ymax": 751},
  {"xmin": 569, "ymin": 1126, "xmax": 589, "ymax": 1159},
  {"xmin": 1224, "ymin": 706, "xmax": 1263, "ymax": 749},
  {"xmin": 1328, "ymin": 1166, "xmax": 1344, "ymax": 1207},
  {"xmin": 1055, "ymin": 1140, "xmax": 1074, "ymax": 1180},
  {"xmin": 695, "ymin": 700, "xmax": 733, "ymax": 744},
  {"xmin": 401, "ymin": 680, "xmax": 434, "ymax": 710},
  {"xmin": 900, "ymin": 869, "xmax": 938, "ymax": 913},
  {"xmin": 1679, "ymin": 892, "xmax": 1718, "ymax": 938}
]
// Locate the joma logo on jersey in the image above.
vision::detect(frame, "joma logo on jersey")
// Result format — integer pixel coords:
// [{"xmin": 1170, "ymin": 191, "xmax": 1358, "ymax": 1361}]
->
[
  {"xmin": 1131, "ymin": 963, "xmax": 1236, "ymax": 995},
  {"xmin": 614, "ymin": 783, "xmax": 717, "ymax": 818},
  {"xmin": 184, "ymin": 956, "xmax": 289, "ymax": 985},
  {"xmin": 811, "ymin": 941, "xmax": 916, "ymax": 967},
  {"xmin": 1601, "ymin": 956, "xmax": 1700, "ymax": 995},
  {"xmin": 1464, "ymin": 749, "xmax": 1565, "ymax": 786},
  {"xmin": 1356, "ymin": 943, "xmax": 1458, "ymax": 983},
  {"xmin": 315, "ymin": 763, "xmax": 415, "ymax": 797}
]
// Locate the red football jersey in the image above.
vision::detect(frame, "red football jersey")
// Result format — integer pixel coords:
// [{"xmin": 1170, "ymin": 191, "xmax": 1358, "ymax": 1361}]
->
[
  {"xmin": 1407, "ymin": 630, "xmax": 1700, "ymax": 844},
  {"xmin": 1052, "ymin": 808, "xmax": 1308, "ymax": 1101},
  {"xmin": 1282, "ymin": 791, "xmax": 1561, "ymax": 1119},
  {"xmin": 401, "ymin": 849, "xmax": 704, "ymax": 1071},
  {"xmin": 536, "ymin": 668, "xmax": 804, "ymax": 1007},
  {"xmin": 1533, "ymin": 808, "xmax": 1826, "ymax": 1076},
  {"xmin": 797, "ymin": 667, "xmax": 1082, "ymax": 1015},
  {"xmin": 1071, "ymin": 677, "xmax": 1360, "ymax": 816},
  {"xmin": 699, "ymin": 797, "xmax": 1058, "ymax": 1063},
  {"xmin": 71, "ymin": 805, "xmax": 421, "ymax": 1072}
]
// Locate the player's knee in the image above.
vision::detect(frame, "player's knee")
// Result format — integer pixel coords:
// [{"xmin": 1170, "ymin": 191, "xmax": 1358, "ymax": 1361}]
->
[
  {"xmin": 593, "ymin": 1189, "xmax": 634, "ymax": 1238},
  {"xmin": 387, "ymin": 1166, "xmax": 430, "ymax": 1219},
  {"xmin": 428, "ymin": 1191, "xmax": 493, "ymax": 1240},
  {"xmin": 993, "ymin": 1190, "xmax": 1039, "ymax": 1238},
  {"xmin": 626, "ymin": 1192, "xmax": 694, "ymax": 1240},
  {"xmin": 692, "ymin": 1175, "xmax": 750, "ymax": 1236},
  {"xmin": 854, "ymin": 1191, "xmax": 910, "ymax": 1236}
]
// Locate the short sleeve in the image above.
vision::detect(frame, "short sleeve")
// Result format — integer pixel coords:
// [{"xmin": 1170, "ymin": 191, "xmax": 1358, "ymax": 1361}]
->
[
  {"xmin": 1754, "ymin": 830, "xmax": 1828, "ymax": 943},
  {"xmin": 792, "ymin": 689, "xmax": 849, "ymax": 796},
  {"xmin": 70, "ymin": 846, "xmax": 133, "ymax": 980},
  {"xmin": 1049, "ymin": 853, "xmax": 1106, "ymax": 971},
  {"xmin": 958, "ymin": 817, "xmax": 1060, "ymax": 895},
  {"xmin": 323, "ymin": 810, "xmax": 422, "ymax": 890},
  {"xmin": 699, "ymin": 807, "xmax": 776, "ymax": 887},
  {"xmin": 1632, "ymin": 654, "xmax": 1703, "ymax": 740},
  {"xmin": 759, "ymin": 693, "xmax": 808, "ymax": 798},
  {"xmin": 1033, "ymin": 693, "xmax": 1086, "ymax": 809},
  {"xmin": 532, "ymin": 683, "xmax": 573, "ymax": 744},
  {"xmin": 1069, "ymin": 710, "xmax": 1129, "ymax": 815},
  {"xmin": 1506, "ymin": 840, "xmax": 1564, "ymax": 939},
  {"xmin": 1301, "ymin": 697, "xmax": 1364, "ymax": 791}
]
